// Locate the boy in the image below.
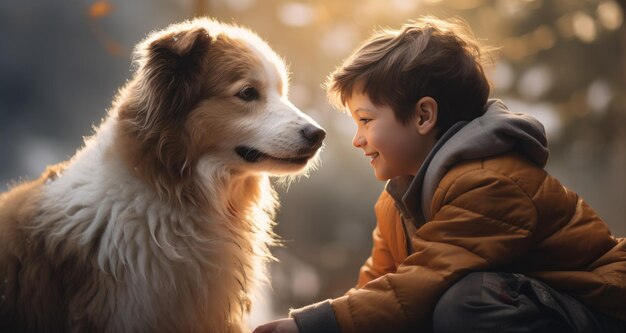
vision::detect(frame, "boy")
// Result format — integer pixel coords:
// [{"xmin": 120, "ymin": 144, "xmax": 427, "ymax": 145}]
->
[{"xmin": 253, "ymin": 17, "xmax": 626, "ymax": 333}]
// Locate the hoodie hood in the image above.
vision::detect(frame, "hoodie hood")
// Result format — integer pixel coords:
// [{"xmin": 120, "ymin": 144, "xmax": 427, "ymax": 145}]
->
[{"xmin": 386, "ymin": 99, "xmax": 549, "ymax": 225}]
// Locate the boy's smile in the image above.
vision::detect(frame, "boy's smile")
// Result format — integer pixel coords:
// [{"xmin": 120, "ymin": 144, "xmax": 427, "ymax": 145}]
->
[
  {"xmin": 347, "ymin": 92, "xmax": 438, "ymax": 181},
  {"xmin": 366, "ymin": 152, "xmax": 379, "ymax": 163}
]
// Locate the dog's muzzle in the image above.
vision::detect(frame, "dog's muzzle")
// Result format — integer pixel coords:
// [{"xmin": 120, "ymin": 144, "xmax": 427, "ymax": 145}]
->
[{"xmin": 236, "ymin": 125, "xmax": 325, "ymax": 164}]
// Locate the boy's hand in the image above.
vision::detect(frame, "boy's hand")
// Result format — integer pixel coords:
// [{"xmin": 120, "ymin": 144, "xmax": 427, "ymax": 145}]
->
[{"xmin": 252, "ymin": 318, "xmax": 299, "ymax": 333}]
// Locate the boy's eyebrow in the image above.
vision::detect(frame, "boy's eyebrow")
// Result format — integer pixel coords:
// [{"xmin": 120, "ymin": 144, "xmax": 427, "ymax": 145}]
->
[{"xmin": 354, "ymin": 107, "xmax": 375, "ymax": 113}]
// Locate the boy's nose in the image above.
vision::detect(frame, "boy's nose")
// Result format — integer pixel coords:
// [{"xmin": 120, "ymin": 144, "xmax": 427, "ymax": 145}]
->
[{"xmin": 352, "ymin": 134, "xmax": 365, "ymax": 148}]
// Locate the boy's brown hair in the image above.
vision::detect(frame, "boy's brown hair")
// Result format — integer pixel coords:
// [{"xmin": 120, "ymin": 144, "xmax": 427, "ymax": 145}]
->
[{"xmin": 326, "ymin": 17, "xmax": 494, "ymax": 137}]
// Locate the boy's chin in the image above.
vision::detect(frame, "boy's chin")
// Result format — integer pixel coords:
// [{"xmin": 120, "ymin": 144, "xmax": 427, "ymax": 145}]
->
[
  {"xmin": 373, "ymin": 170, "xmax": 392, "ymax": 181},
  {"xmin": 373, "ymin": 168, "xmax": 414, "ymax": 181}
]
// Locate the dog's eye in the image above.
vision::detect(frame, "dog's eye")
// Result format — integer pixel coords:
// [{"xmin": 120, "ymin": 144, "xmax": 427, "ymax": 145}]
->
[{"xmin": 236, "ymin": 86, "xmax": 260, "ymax": 102}]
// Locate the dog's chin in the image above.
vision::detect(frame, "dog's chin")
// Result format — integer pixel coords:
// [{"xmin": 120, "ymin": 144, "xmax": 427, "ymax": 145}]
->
[{"xmin": 235, "ymin": 146, "xmax": 317, "ymax": 169}]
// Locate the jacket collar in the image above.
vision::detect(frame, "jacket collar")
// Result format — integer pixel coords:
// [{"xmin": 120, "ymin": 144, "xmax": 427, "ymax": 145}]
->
[{"xmin": 385, "ymin": 120, "xmax": 468, "ymax": 224}]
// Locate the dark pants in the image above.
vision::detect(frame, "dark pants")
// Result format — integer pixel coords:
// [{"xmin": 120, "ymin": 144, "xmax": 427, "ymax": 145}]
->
[{"xmin": 433, "ymin": 272, "xmax": 626, "ymax": 333}]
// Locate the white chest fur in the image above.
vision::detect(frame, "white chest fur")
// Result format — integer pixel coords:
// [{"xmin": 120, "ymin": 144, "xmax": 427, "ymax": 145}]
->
[{"xmin": 32, "ymin": 117, "xmax": 274, "ymax": 332}]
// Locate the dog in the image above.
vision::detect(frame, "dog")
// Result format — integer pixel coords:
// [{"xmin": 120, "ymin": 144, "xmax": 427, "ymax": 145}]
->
[{"xmin": 0, "ymin": 18, "xmax": 324, "ymax": 333}]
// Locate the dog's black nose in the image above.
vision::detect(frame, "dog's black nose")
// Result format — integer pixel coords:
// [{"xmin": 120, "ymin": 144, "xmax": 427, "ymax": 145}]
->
[{"xmin": 301, "ymin": 125, "xmax": 326, "ymax": 148}]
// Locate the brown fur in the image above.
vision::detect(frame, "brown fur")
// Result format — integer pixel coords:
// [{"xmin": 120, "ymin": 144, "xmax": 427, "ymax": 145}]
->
[{"xmin": 0, "ymin": 164, "xmax": 92, "ymax": 333}]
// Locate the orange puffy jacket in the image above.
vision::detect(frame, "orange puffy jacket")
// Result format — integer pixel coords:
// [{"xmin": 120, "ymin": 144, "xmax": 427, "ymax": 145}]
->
[{"xmin": 334, "ymin": 152, "xmax": 626, "ymax": 332}]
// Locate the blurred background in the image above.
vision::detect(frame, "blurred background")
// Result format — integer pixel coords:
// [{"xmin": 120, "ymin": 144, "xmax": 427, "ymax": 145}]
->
[{"xmin": 1, "ymin": 0, "xmax": 625, "ymax": 327}]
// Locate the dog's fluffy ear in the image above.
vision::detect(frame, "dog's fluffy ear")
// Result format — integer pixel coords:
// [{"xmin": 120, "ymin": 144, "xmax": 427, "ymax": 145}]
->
[
  {"xmin": 137, "ymin": 27, "xmax": 212, "ymax": 127},
  {"xmin": 130, "ymin": 27, "xmax": 212, "ymax": 180},
  {"xmin": 130, "ymin": 28, "xmax": 211, "ymax": 128},
  {"xmin": 150, "ymin": 27, "xmax": 211, "ymax": 58}
]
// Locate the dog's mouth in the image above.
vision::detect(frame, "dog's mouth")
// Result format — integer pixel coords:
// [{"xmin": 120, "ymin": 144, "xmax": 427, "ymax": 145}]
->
[{"xmin": 235, "ymin": 146, "xmax": 316, "ymax": 164}]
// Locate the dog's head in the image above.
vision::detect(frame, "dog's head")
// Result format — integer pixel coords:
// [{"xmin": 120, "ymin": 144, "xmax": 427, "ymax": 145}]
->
[{"xmin": 119, "ymin": 18, "xmax": 324, "ymax": 182}]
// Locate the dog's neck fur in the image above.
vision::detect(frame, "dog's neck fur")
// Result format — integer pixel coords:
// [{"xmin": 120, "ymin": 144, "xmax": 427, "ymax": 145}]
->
[{"xmin": 30, "ymin": 114, "xmax": 277, "ymax": 332}]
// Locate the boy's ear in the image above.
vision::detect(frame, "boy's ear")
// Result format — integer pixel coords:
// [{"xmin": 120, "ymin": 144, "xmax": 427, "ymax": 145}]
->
[{"xmin": 415, "ymin": 96, "xmax": 438, "ymax": 135}]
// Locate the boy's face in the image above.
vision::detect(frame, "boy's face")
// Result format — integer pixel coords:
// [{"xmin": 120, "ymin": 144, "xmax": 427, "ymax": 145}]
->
[{"xmin": 347, "ymin": 92, "xmax": 437, "ymax": 181}]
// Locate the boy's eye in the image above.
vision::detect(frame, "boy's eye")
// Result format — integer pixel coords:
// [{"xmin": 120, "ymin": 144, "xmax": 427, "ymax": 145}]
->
[{"xmin": 360, "ymin": 118, "xmax": 372, "ymax": 124}]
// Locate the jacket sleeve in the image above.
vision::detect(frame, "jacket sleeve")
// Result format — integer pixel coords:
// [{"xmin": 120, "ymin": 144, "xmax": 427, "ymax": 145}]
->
[
  {"xmin": 329, "ymin": 168, "xmax": 539, "ymax": 333},
  {"xmin": 353, "ymin": 227, "xmax": 396, "ymax": 289},
  {"xmin": 352, "ymin": 191, "xmax": 402, "ymax": 291}
]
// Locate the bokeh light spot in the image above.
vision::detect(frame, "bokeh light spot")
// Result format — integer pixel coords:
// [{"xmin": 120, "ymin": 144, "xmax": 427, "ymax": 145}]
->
[
  {"xmin": 278, "ymin": 2, "xmax": 315, "ymax": 27},
  {"xmin": 597, "ymin": 1, "xmax": 623, "ymax": 31},
  {"xmin": 572, "ymin": 11, "xmax": 597, "ymax": 43},
  {"xmin": 587, "ymin": 79, "xmax": 613, "ymax": 114},
  {"xmin": 518, "ymin": 65, "xmax": 552, "ymax": 100}
]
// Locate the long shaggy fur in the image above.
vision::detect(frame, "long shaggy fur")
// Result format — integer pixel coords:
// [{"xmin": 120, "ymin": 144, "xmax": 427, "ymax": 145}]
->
[{"xmin": 0, "ymin": 18, "xmax": 324, "ymax": 333}]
